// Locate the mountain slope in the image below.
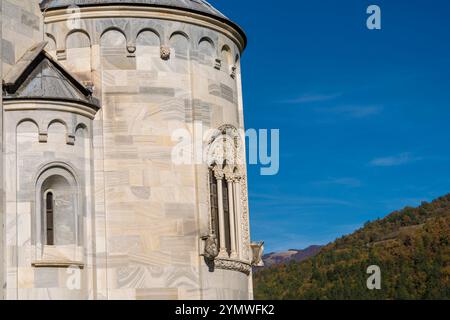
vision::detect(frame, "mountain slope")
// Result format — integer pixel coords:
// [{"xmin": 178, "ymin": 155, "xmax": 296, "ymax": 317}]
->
[
  {"xmin": 254, "ymin": 194, "xmax": 450, "ymax": 300},
  {"xmin": 263, "ymin": 246, "xmax": 323, "ymax": 268}
]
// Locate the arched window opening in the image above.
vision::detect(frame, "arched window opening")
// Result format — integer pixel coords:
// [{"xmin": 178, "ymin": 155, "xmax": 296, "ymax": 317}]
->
[
  {"xmin": 208, "ymin": 126, "xmax": 244, "ymax": 260},
  {"xmin": 46, "ymin": 192, "xmax": 54, "ymax": 246},
  {"xmin": 209, "ymin": 169, "xmax": 220, "ymax": 240},
  {"xmin": 38, "ymin": 169, "xmax": 79, "ymax": 247},
  {"xmin": 222, "ymin": 176, "xmax": 232, "ymax": 255}
]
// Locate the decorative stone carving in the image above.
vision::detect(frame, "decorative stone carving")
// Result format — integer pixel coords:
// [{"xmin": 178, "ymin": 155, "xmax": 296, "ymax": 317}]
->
[
  {"xmin": 240, "ymin": 174, "xmax": 251, "ymax": 260},
  {"xmin": 56, "ymin": 49, "xmax": 66, "ymax": 61},
  {"xmin": 160, "ymin": 45, "xmax": 171, "ymax": 60},
  {"xmin": 127, "ymin": 45, "xmax": 136, "ymax": 57},
  {"xmin": 206, "ymin": 125, "xmax": 252, "ymax": 263},
  {"xmin": 214, "ymin": 258, "xmax": 252, "ymax": 275},
  {"xmin": 66, "ymin": 134, "xmax": 76, "ymax": 146},
  {"xmin": 232, "ymin": 169, "xmax": 242, "ymax": 183},
  {"xmin": 82, "ymin": 81, "xmax": 94, "ymax": 93},
  {"xmin": 230, "ymin": 65, "xmax": 237, "ymax": 79},
  {"xmin": 214, "ymin": 58, "xmax": 222, "ymax": 70},
  {"xmin": 223, "ymin": 165, "xmax": 235, "ymax": 182},
  {"xmin": 39, "ymin": 132, "xmax": 48, "ymax": 144},
  {"xmin": 251, "ymin": 241, "xmax": 265, "ymax": 267},
  {"xmin": 201, "ymin": 234, "xmax": 219, "ymax": 261},
  {"xmin": 213, "ymin": 166, "xmax": 225, "ymax": 180}
]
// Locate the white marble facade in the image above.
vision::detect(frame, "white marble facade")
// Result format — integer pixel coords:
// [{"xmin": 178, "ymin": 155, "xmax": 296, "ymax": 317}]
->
[{"xmin": 0, "ymin": 1, "xmax": 258, "ymax": 300}]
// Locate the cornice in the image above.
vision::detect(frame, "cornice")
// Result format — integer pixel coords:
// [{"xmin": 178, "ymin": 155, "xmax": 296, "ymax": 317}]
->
[{"xmin": 3, "ymin": 99, "xmax": 99, "ymax": 120}]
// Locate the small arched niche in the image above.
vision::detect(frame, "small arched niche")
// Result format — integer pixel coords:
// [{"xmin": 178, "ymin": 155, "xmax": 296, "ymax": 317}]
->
[
  {"xmin": 66, "ymin": 31, "xmax": 92, "ymax": 81},
  {"xmin": 170, "ymin": 32, "xmax": 189, "ymax": 58},
  {"xmin": 101, "ymin": 29, "xmax": 127, "ymax": 54},
  {"xmin": 221, "ymin": 45, "xmax": 233, "ymax": 66},
  {"xmin": 47, "ymin": 120, "xmax": 68, "ymax": 146},
  {"xmin": 198, "ymin": 37, "xmax": 215, "ymax": 65},
  {"xmin": 136, "ymin": 30, "xmax": 160, "ymax": 69},
  {"xmin": 36, "ymin": 165, "xmax": 80, "ymax": 247}
]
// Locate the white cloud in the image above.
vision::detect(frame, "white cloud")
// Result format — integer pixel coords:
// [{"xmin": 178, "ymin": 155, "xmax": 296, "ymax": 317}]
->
[
  {"xmin": 280, "ymin": 93, "xmax": 341, "ymax": 104},
  {"xmin": 317, "ymin": 105, "xmax": 383, "ymax": 118},
  {"xmin": 369, "ymin": 153, "xmax": 421, "ymax": 167}
]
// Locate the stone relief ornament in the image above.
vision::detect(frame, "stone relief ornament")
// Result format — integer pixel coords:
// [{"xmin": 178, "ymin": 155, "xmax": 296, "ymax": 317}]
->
[
  {"xmin": 201, "ymin": 234, "xmax": 219, "ymax": 261},
  {"xmin": 251, "ymin": 241, "xmax": 265, "ymax": 267},
  {"xmin": 223, "ymin": 165, "xmax": 235, "ymax": 182},
  {"xmin": 56, "ymin": 49, "xmax": 66, "ymax": 61},
  {"xmin": 160, "ymin": 45, "xmax": 171, "ymax": 60},
  {"xmin": 127, "ymin": 45, "xmax": 136, "ymax": 57},
  {"xmin": 214, "ymin": 58, "xmax": 222, "ymax": 70},
  {"xmin": 213, "ymin": 166, "xmax": 225, "ymax": 180},
  {"xmin": 214, "ymin": 258, "xmax": 252, "ymax": 275},
  {"xmin": 240, "ymin": 174, "xmax": 251, "ymax": 260},
  {"xmin": 205, "ymin": 125, "xmax": 252, "ymax": 268},
  {"xmin": 230, "ymin": 65, "xmax": 237, "ymax": 79},
  {"xmin": 206, "ymin": 125, "xmax": 243, "ymax": 168}
]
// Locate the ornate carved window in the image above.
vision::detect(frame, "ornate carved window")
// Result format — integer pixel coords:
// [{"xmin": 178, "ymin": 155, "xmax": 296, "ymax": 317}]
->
[{"xmin": 207, "ymin": 126, "xmax": 246, "ymax": 261}]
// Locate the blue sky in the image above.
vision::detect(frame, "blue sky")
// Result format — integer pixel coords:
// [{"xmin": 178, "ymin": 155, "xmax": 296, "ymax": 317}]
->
[{"xmin": 210, "ymin": 0, "xmax": 450, "ymax": 252}]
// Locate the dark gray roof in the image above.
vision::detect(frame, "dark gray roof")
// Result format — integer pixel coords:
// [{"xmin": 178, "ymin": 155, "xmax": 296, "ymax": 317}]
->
[
  {"xmin": 3, "ymin": 42, "xmax": 99, "ymax": 109},
  {"xmin": 40, "ymin": 0, "xmax": 226, "ymax": 18},
  {"xmin": 39, "ymin": 0, "xmax": 246, "ymax": 46}
]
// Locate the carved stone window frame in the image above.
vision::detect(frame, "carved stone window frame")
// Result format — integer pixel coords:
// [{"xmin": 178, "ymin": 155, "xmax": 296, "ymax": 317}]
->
[
  {"xmin": 204, "ymin": 125, "xmax": 252, "ymax": 275},
  {"xmin": 33, "ymin": 162, "xmax": 84, "ymax": 265}
]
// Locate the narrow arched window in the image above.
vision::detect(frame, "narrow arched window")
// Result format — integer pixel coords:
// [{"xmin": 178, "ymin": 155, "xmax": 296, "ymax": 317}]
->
[
  {"xmin": 46, "ymin": 192, "xmax": 54, "ymax": 246},
  {"xmin": 207, "ymin": 126, "xmax": 243, "ymax": 259},
  {"xmin": 208, "ymin": 166, "xmax": 235, "ymax": 257},
  {"xmin": 39, "ymin": 172, "xmax": 78, "ymax": 246},
  {"xmin": 222, "ymin": 178, "xmax": 232, "ymax": 255},
  {"xmin": 209, "ymin": 169, "xmax": 220, "ymax": 240}
]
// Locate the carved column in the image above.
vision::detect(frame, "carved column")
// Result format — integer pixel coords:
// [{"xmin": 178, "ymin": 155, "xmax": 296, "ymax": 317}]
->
[
  {"xmin": 233, "ymin": 174, "xmax": 242, "ymax": 259},
  {"xmin": 225, "ymin": 167, "xmax": 238, "ymax": 259},
  {"xmin": 214, "ymin": 167, "xmax": 227, "ymax": 257}
]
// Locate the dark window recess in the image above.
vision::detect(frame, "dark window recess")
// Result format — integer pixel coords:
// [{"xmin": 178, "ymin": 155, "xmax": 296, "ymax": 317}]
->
[
  {"xmin": 222, "ymin": 179, "xmax": 232, "ymax": 255},
  {"xmin": 46, "ymin": 192, "xmax": 54, "ymax": 246},
  {"xmin": 209, "ymin": 169, "xmax": 220, "ymax": 247}
]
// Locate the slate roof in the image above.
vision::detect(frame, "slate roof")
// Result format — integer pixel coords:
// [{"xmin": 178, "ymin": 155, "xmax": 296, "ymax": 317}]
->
[
  {"xmin": 40, "ymin": 0, "xmax": 226, "ymax": 18},
  {"xmin": 3, "ymin": 42, "xmax": 99, "ymax": 109}
]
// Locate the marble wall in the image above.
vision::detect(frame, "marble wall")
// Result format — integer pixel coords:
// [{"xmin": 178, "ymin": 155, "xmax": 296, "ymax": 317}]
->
[
  {"xmin": 1, "ymin": 2, "xmax": 253, "ymax": 300},
  {"xmin": 3, "ymin": 101, "xmax": 96, "ymax": 299},
  {"xmin": 1, "ymin": 0, "xmax": 45, "ymax": 301},
  {"xmin": 1, "ymin": 0, "xmax": 43, "ymax": 74}
]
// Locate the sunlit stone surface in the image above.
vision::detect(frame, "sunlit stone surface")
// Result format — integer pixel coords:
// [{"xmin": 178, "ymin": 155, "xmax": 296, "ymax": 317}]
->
[{"xmin": 0, "ymin": 0, "xmax": 254, "ymax": 300}]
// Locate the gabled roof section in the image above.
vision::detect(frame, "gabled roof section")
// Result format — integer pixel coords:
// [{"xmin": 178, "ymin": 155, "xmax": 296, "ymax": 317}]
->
[{"xmin": 3, "ymin": 42, "xmax": 99, "ymax": 109}]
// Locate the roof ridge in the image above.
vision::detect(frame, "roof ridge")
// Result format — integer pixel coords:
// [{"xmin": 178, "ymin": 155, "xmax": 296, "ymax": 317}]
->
[{"xmin": 3, "ymin": 42, "xmax": 99, "ymax": 109}]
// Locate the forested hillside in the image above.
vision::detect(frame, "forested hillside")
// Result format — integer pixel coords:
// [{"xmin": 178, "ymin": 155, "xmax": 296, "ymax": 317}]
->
[{"xmin": 254, "ymin": 194, "xmax": 450, "ymax": 300}]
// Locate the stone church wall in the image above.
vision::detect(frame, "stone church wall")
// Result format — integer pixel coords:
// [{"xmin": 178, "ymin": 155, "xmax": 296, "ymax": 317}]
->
[
  {"xmin": 45, "ymin": 9, "xmax": 251, "ymax": 299},
  {"xmin": 1, "ymin": 0, "xmax": 43, "ymax": 74},
  {"xmin": 1, "ymin": 0, "xmax": 43, "ymax": 301},
  {"xmin": 3, "ymin": 102, "xmax": 95, "ymax": 299},
  {"xmin": 1, "ymin": 2, "xmax": 252, "ymax": 300}
]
